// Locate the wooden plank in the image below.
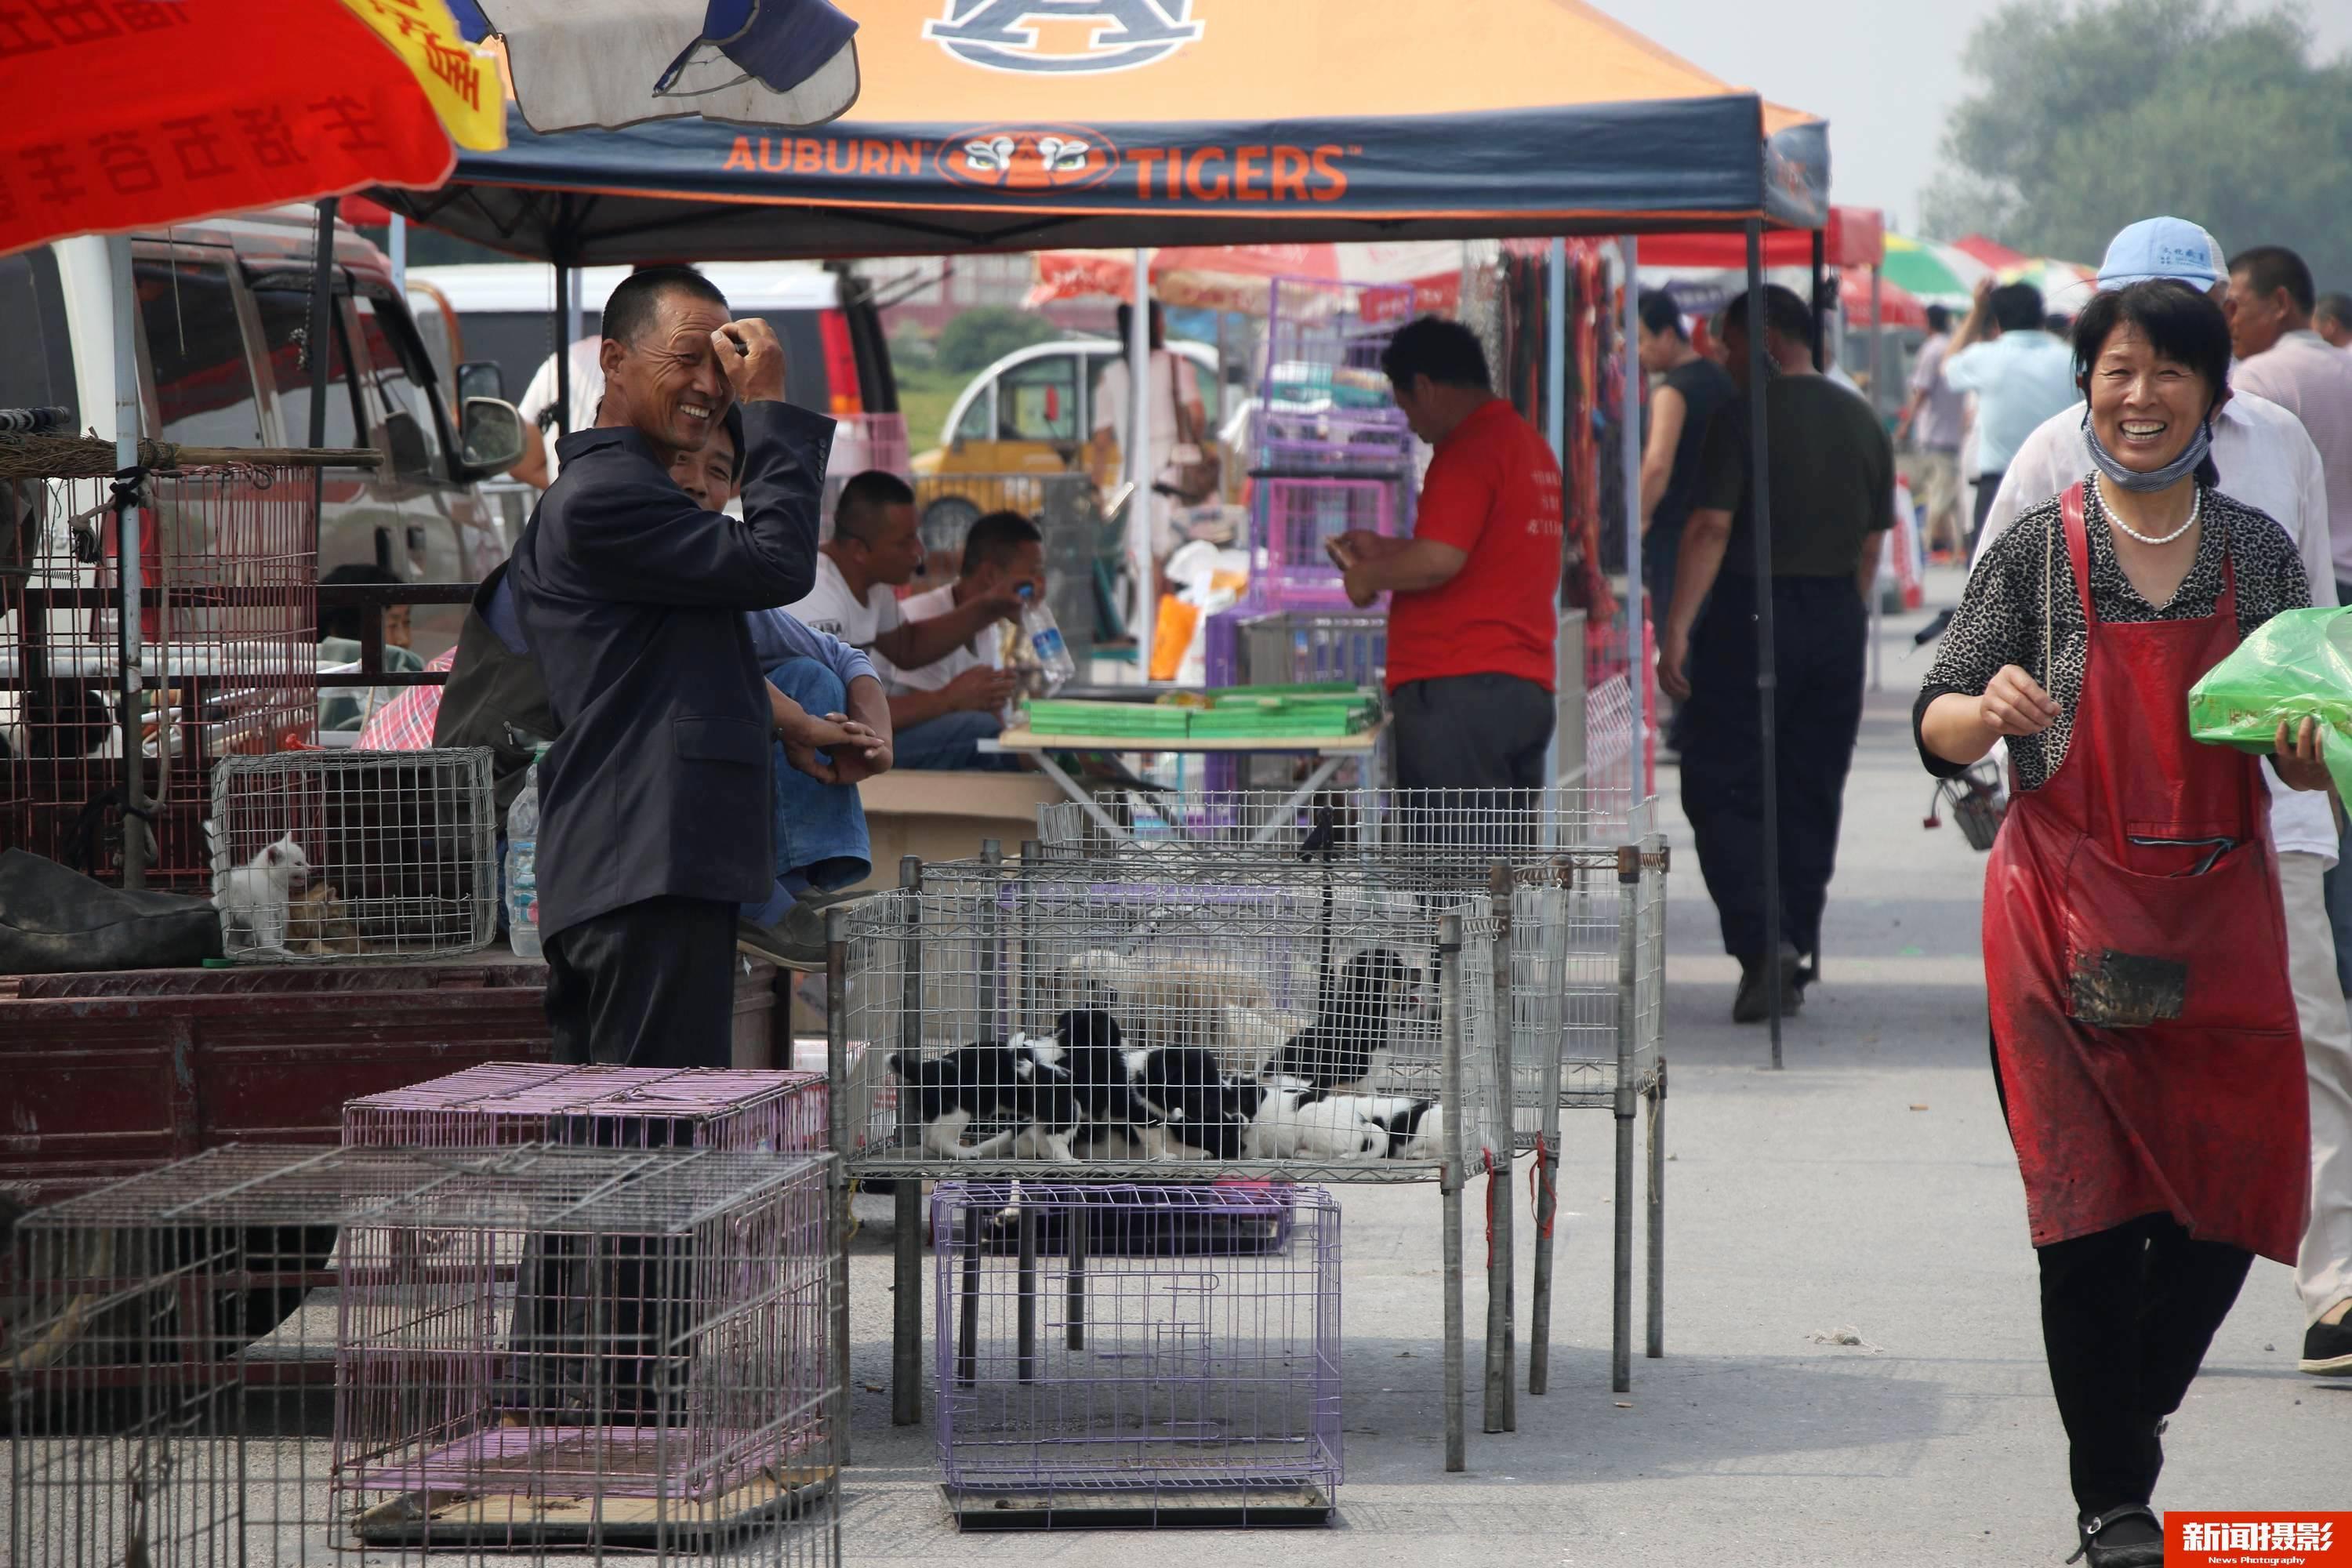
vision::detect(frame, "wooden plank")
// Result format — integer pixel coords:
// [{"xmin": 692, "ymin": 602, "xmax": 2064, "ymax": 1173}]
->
[{"xmin": 352, "ymin": 1464, "xmax": 834, "ymax": 1547}]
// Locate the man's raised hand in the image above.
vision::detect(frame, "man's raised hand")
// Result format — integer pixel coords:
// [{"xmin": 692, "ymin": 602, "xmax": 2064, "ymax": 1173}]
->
[{"xmin": 714, "ymin": 318, "xmax": 787, "ymax": 404}]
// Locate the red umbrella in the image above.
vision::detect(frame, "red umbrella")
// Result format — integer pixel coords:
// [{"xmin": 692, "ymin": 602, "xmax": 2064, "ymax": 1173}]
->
[
  {"xmin": 0, "ymin": 0, "xmax": 499, "ymax": 258},
  {"xmin": 1030, "ymin": 242, "xmax": 1476, "ymax": 318},
  {"xmin": 1841, "ymin": 266, "xmax": 1928, "ymax": 330}
]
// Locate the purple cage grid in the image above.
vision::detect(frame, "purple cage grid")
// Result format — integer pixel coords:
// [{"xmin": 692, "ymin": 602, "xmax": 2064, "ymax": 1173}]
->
[
  {"xmin": 1255, "ymin": 477, "xmax": 1397, "ymax": 603},
  {"xmin": 931, "ymin": 1181, "xmax": 1342, "ymax": 1507},
  {"xmin": 341, "ymin": 1062, "xmax": 829, "ymax": 1153}
]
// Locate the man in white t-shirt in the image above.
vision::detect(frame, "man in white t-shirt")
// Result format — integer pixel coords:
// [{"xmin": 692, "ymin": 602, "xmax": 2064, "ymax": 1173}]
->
[
  {"xmin": 1089, "ymin": 299, "xmax": 1206, "ymax": 559},
  {"xmin": 1896, "ymin": 304, "xmax": 1967, "ymax": 558},
  {"xmin": 786, "ymin": 471, "xmax": 1026, "ymax": 768},
  {"xmin": 891, "ymin": 509, "xmax": 1046, "ymax": 696},
  {"xmin": 510, "ymin": 334, "xmax": 606, "ymax": 489}
]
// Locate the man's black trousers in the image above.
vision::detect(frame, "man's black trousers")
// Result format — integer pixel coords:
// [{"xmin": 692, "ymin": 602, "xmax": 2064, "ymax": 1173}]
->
[
  {"xmin": 1678, "ymin": 573, "xmax": 1866, "ymax": 965},
  {"xmin": 544, "ymin": 895, "xmax": 739, "ymax": 1069}
]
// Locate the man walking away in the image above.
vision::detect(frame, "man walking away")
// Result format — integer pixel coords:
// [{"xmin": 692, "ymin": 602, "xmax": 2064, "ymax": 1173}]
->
[
  {"xmin": 1896, "ymin": 303, "xmax": 1968, "ymax": 560},
  {"xmin": 2225, "ymin": 243, "xmax": 2352, "ymax": 1375},
  {"xmin": 2315, "ymin": 292, "xmax": 2352, "ymax": 350},
  {"xmin": 1943, "ymin": 280, "xmax": 2077, "ymax": 551},
  {"xmin": 1335, "ymin": 317, "xmax": 1563, "ymax": 818},
  {"xmin": 511, "ymin": 267, "xmax": 831, "ymax": 1070},
  {"xmin": 1661, "ymin": 285, "xmax": 1891, "ymax": 1023},
  {"xmin": 1635, "ymin": 290, "xmax": 1736, "ymax": 670}
]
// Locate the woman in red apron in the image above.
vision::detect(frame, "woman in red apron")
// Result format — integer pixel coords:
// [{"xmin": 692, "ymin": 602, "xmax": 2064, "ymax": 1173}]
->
[{"xmin": 1918, "ymin": 281, "xmax": 2327, "ymax": 1566}]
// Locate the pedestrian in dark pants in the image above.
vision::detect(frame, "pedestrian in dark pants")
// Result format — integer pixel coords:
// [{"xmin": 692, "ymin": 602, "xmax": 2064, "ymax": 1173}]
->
[
  {"xmin": 510, "ymin": 266, "xmax": 836, "ymax": 1069},
  {"xmin": 1333, "ymin": 317, "xmax": 1563, "ymax": 848},
  {"xmin": 1919, "ymin": 281, "xmax": 2324, "ymax": 1566},
  {"xmin": 1660, "ymin": 283, "xmax": 1889, "ymax": 1023}
]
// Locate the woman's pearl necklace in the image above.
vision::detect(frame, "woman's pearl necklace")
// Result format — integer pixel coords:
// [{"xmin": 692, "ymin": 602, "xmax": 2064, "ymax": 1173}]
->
[{"xmin": 2103, "ymin": 479, "xmax": 2201, "ymax": 546}]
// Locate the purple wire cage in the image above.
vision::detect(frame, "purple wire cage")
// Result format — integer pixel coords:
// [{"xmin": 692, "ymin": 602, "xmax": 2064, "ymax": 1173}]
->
[
  {"xmin": 1257, "ymin": 277, "xmax": 1417, "ymax": 474},
  {"xmin": 931, "ymin": 1181, "xmax": 1342, "ymax": 1528},
  {"xmin": 1253, "ymin": 477, "xmax": 1399, "ymax": 608},
  {"xmin": 342, "ymin": 1062, "xmax": 829, "ymax": 1154}
]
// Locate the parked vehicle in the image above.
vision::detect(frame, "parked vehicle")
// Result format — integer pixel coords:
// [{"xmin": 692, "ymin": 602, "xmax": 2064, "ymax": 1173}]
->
[
  {"xmin": 3, "ymin": 212, "xmax": 526, "ymax": 658},
  {"xmin": 909, "ymin": 336, "xmax": 1227, "ymax": 538}
]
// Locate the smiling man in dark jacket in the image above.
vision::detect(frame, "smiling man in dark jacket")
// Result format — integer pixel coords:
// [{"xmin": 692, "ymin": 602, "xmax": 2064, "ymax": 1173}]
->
[{"xmin": 510, "ymin": 266, "xmax": 833, "ymax": 1069}]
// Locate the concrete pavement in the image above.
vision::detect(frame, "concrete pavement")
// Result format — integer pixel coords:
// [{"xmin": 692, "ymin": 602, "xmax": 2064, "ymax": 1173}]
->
[{"xmin": 836, "ymin": 580, "xmax": 2348, "ymax": 1566}]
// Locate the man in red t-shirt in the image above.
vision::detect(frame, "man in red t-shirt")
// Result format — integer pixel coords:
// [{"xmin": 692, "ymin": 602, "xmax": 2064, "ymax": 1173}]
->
[{"xmin": 1333, "ymin": 318, "xmax": 1563, "ymax": 793}]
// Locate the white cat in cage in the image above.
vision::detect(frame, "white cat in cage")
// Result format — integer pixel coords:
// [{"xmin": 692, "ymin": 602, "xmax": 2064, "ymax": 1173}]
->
[{"xmin": 209, "ymin": 823, "xmax": 309, "ymax": 954}]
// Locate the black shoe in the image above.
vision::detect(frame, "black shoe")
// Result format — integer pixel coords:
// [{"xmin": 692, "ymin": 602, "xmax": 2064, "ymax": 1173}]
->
[
  {"xmin": 1731, "ymin": 942, "xmax": 1804, "ymax": 1024},
  {"xmin": 2301, "ymin": 1311, "xmax": 2352, "ymax": 1375},
  {"xmin": 2066, "ymin": 1504, "xmax": 2161, "ymax": 1567}
]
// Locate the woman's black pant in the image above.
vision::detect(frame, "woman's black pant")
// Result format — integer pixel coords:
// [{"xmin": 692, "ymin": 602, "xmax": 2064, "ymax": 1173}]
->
[{"xmin": 1991, "ymin": 1035, "xmax": 2255, "ymax": 1515}]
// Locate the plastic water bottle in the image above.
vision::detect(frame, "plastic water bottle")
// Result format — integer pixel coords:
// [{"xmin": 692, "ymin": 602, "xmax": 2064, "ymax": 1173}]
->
[
  {"xmin": 1018, "ymin": 585, "xmax": 1077, "ymax": 692},
  {"xmin": 506, "ymin": 753, "xmax": 544, "ymax": 960}
]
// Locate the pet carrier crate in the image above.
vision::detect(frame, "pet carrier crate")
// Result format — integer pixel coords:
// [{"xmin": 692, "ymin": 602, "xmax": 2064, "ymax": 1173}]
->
[
  {"xmin": 825, "ymin": 866, "xmax": 1476, "ymax": 1470},
  {"xmin": 930, "ymin": 1181, "xmax": 1341, "ymax": 1530},
  {"xmin": 209, "ymin": 748, "xmax": 498, "ymax": 961},
  {"xmin": 1033, "ymin": 785, "xmax": 1670, "ymax": 1398},
  {"xmin": 343, "ymin": 1062, "xmax": 830, "ymax": 1155},
  {"xmin": 1250, "ymin": 477, "xmax": 1402, "ymax": 609},
  {"xmin": 1255, "ymin": 278, "xmax": 1417, "ymax": 475},
  {"xmin": 2, "ymin": 1142, "xmax": 839, "ymax": 1566},
  {"xmin": 2, "ymin": 442, "xmax": 324, "ymax": 892}
]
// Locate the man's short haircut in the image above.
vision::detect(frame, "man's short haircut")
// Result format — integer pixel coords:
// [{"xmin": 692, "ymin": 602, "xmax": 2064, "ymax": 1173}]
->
[
  {"xmin": 2071, "ymin": 279, "xmax": 2234, "ymax": 408},
  {"xmin": 1924, "ymin": 303, "xmax": 1951, "ymax": 334},
  {"xmin": 1379, "ymin": 316, "xmax": 1492, "ymax": 392},
  {"xmin": 833, "ymin": 470, "xmax": 916, "ymax": 545},
  {"xmin": 1991, "ymin": 281, "xmax": 2045, "ymax": 333},
  {"xmin": 2228, "ymin": 245, "xmax": 2317, "ymax": 315},
  {"xmin": 2318, "ymin": 292, "xmax": 2352, "ymax": 330},
  {"xmin": 1720, "ymin": 284, "xmax": 1816, "ymax": 351},
  {"xmin": 601, "ymin": 265, "xmax": 728, "ymax": 350},
  {"xmin": 961, "ymin": 509, "xmax": 1043, "ymax": 576},
  {"xmin": 1637, "ymin": 289, "xmax": 1686, "ymax": 340},
  {"xmin": 717, "ymin": 404, "xmax": 746, "ymax": 484}
]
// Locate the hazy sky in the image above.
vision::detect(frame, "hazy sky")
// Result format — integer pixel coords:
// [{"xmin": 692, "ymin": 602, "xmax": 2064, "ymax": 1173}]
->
[{"xmin": 1584, "ymin": 0, "xmax": 2352, "ymax": 236}]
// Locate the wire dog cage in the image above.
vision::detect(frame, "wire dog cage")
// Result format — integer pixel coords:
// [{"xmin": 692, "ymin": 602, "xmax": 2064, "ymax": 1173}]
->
[
  {"xmin": 1030, "ymin": 785, "xmax": 1670, "ymax": 1399},
  {"xmin": 342, "ymin": 1062, "xmax": 830, "ymax": 1156},
  {"xmin": 209, "ymin": 749, "xmax": 497, "ymax": 961},
  {"xmin": 2, "ymin": 1143, "xmax": 839, "ymax": 1567},
  {"xmin": 826, "ymin": 868, "xmax": 1475, "ymax": 1470},
  {"xmin": 2, "ymin": 451, "xmax": 318, "ymax": 891},
  {"xmin": 930, "ymin": 1181, "xmax": 1341, "ymax": 1530}
]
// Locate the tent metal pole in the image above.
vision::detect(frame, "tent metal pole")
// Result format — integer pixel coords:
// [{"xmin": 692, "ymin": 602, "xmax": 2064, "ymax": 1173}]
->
[
  {"xmin": 1618, "ymin": 236, "xmax": 1643, "ymax": 792},
  {"xmin": 107, "ymin": 234, "xmax": 149, "ymax": 888},
  {"xmin": 1809, "ymin": 229, "xmax": 1828, "ymax": 372},
  {"xmin": 389, "ymin": 214, "xmax": 407, "ymax": 298},
  {"xmin": 1544, "ymin": 238, "xmax": 1566, "ymax": 785},
  {"xmin": 1869, "ymin": 263, "xmax": 1886, "ymax": 693},
  {"xmin": 554, "ymin": 261, "xmax": 573, "ymax": 439},
  {"xmin": 1127, "ymin": 248, "xmax": 1154, "ymax": 671},
  {"xmin": 1747, "ymin": 220, "xmax": 1785, "ymax": 1070}
]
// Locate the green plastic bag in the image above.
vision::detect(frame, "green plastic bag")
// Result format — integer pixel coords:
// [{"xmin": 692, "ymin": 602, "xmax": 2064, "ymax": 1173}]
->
[{"xmin": 2187, "ymin": 607, "xmax": 2352, "ymax": 797}]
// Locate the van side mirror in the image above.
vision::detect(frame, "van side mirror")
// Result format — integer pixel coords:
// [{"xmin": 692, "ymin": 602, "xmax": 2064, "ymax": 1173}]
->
[
  {"xmin": 456, "ymin": 361, "xmax": 506, "ymax": 404},
  {"xmin": 459, "ymin": 397, "xmax": 526, "ymax": 475}
]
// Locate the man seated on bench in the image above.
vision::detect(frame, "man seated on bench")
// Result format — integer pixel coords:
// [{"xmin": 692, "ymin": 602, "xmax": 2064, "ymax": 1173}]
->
[
  {"xmin": 884, "ymin": 510, "xmax": 1050, "ymax": 770},
  {"xmin": 786, "ymin": 473, "xmax": 1028, "ymax": 770}
]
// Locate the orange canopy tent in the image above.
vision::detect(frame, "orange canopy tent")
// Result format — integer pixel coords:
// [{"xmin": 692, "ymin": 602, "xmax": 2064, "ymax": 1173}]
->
[{"xmin": 380, "ymin": 0, "xmax": 1828, "ymax": 260}]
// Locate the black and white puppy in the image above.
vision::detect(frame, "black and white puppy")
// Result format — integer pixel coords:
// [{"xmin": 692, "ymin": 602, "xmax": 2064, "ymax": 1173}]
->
[
  {"xmin": 1260, "ymin": 946, "xmax": 1419, "ymax": 1091},
  {"xmin": 1244, "ymin": 1078, "xmax": 1388, "ymax": 1160},
  {"xmin": 1128, "ymin": 1045, "xmax": 1258, "ymax": 1160},
  {"xmin": 888, "ymin": 1038, "xmax": 1078, "ymax": 1161}
]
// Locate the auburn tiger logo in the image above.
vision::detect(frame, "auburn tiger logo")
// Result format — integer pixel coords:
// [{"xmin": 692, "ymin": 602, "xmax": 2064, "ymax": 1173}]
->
[{"xmin": 938, "ymin": 124, "xmax": 1120, "ymax": 191}]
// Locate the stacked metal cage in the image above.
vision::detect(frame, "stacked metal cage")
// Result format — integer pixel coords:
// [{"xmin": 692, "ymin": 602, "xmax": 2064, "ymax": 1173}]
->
[
  {"xmin": 2, "ymin": 1142, "xmax": 838, "ymax": 1566},
  {"xmin": 1032, "ymin": 783, "xmax": 1669, "ymax": 1398},
  {"xmin": 209, "ymin": 748, "xmax": 498, "ymax": 961},
  {"xmin": 342, "ymin": 1062, "xmax": 831, "ymax": 1156},
  {"xmin": 930, "ymin": 1181, "xmax": 1342, "ymax": 1528},
  {"xmin": 829, "ymin": 851, "xmax": 1479, "ymax": 1470},
  {"xmin": 2, "ymin": 454, "xmax": 318, "ymax": 891}
]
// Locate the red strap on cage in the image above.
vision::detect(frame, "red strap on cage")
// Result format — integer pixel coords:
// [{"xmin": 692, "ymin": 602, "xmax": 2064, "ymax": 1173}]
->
[{"xmin": 1528, "ymin": 1133, "xmax": 1556, "ymax": 1239}]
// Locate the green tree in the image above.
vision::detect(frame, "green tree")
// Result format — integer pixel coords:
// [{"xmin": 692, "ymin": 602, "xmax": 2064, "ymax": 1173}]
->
[
  {"xmin": 935, "ymin": 306, "xmax": 1062, "ymax": 375},
  {"xmin": 1923, "ymin": 0, "xmax": 2352, "ymax": 288}
]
